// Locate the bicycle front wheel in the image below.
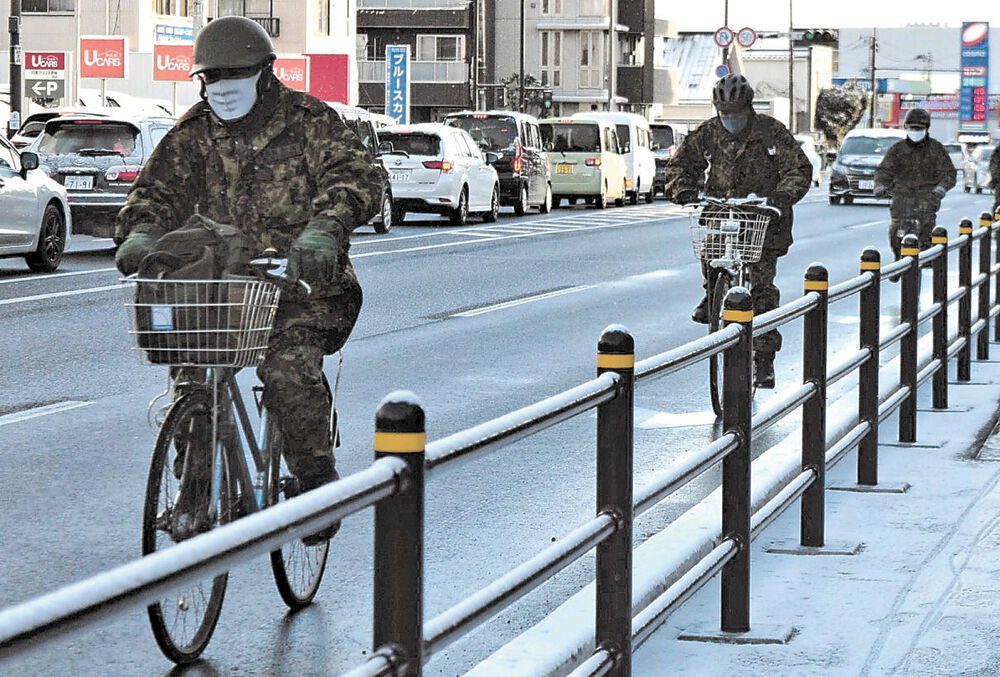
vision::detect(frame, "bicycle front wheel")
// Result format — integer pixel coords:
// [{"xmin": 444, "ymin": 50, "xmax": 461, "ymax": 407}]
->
[
  {"xmin": 265, "ymin": 416, "xmax": 330, "ymax": 609},
  {"xmin": 143, "ymin": 390, "xmax": 233, "ymax": 664},
  {"xmin": 708, "ymin": 272, "xmax": 733, "ymax": 417}
]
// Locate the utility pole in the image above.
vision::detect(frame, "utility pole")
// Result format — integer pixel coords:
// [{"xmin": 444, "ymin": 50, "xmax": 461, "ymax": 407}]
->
[
  {"xmin": 721, "ymin": 0, "xmax": 729, "ymax": 68},
  {"xmin": 868, "ymin": 29, "xmax": 877, "ymax": 128},
  {"xmin": 607, "ymin": 0, "xmax": 616, "ymax": 111},
  {"xmin": 8, "ymin": 0, "xmax": 20, "ymax": 139},
  {"xmin": 192, "ymin": 0, "xmax": 204, "ymax": 40},
  {"xmin": 519, "ymin": 0, "xmax": 525, "ymax": 112},
  {"xmin": 787, "ymin": 0, "xmax": 795, "ymax": 133}
]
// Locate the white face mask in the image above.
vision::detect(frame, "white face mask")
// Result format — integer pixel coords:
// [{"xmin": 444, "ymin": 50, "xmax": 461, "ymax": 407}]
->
[
  {"xmin": 205, "ymin": 72, "xmax": 261, "ymax": 121},
  {"xmin": 907, "ymin": 130, "xmax": 927, "ymax": 143}
]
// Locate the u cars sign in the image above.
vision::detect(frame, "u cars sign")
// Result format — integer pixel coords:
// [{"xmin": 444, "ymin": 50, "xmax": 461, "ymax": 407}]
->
[
  {"xmin": 153, "ymin": 43, "xmax": 193, "ymax": 82},
  {"xmin": 80, "ymin": 36, "xmax": 127, "ymax": 79},
  {"xmin": 273, "ymin": 56, "xmax": 310, "ymax": 91}
]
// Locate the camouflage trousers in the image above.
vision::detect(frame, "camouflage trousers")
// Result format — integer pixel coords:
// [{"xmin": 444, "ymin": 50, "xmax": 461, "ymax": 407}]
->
[
  {"xmin": 888, "ymin": 213, "xmax": 936, "ymax": 260},
  {"xmin": 702, "ymin": 247, "xmax": 783, "ymax": 358}
]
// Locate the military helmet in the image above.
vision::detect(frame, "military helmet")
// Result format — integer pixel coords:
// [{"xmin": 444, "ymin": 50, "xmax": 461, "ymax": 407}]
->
[
  {"xmin": 191, "ymin": 16, "xmax": 275, "ymax": 76},
  {"xmin": 712, "ymin": 74, "xmax": 754, "ymax": 113},
  {"xmin": 903, "ymin": 107, "xmax": 931, "ymax": 129}
]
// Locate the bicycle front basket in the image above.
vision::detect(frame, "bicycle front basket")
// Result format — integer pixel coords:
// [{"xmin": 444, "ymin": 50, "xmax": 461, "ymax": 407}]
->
[
  {"xmin": 123, "ymin": 277, "xmax": 280, "ymax": 367},
  {"xmin": 689, "ymin": 205, "xmax": 772, "ymax": 263}
]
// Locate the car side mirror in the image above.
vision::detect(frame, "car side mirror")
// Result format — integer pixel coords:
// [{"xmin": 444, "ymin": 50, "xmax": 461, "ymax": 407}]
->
[
  {"xmin": 543, "ymin": 141, "xmax": 554, "ymax": 151},
  {"xmin": 651, "ymin": 142, "xmax": 661, "ymax": 151},
  {"xmin": 20, "ymin": 150, "xmax": 38, "ymax": 176},
  {"xmin": 484, "ymin": 151, "xmax": 501, "ymax": 165},
  {"xmin": 824, "ymin": 150, "xmax": 837, "ymax": 161},
  {"xmin": 378, "ymin": 140, "xmax": 394, "ymax": 154}
]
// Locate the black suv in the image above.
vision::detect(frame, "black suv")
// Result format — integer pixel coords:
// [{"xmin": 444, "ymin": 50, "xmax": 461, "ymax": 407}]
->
[{"xmin": 443, "ymin": 110, "xmax": 552, "ymax": 215}]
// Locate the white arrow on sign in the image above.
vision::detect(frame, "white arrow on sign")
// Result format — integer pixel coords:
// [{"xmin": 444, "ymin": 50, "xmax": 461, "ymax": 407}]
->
[{"xmin": 29, "ymin": 80, "xmax": 63, "ymax": 97}]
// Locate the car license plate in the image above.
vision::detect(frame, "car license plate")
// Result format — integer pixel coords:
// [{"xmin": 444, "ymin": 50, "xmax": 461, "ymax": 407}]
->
[
  {"xmin": 556, "ymin": 164, "xmax": 573, "ymax": 174},
  {"xmin": 64, "ymin": 175, "xmax": 93, "ymax": 190},
  {"xmin": 390, "ymin": 170, "xmax": 411, "ymax": 182},
  {"xmin": 859, "ymin": 179, "xmax": 874, "ymax": 190}
]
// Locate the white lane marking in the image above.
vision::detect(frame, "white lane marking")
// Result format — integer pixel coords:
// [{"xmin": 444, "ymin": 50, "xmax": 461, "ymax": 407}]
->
[
  {"xmin": 0, "ymin": 401, "xmax": 94, "ymax": 427},
  {"xmin": 0, "ymin": 284, "xmax": 121, "ymax": 306},
  {"xmin": 846, "ymin": 220, "xmax": 885, "ymax": 230},
  {"xmin": 0, "ymin": 267, "xmax": 117, "ymax": 284},
  {"xmin": 452, "ymin": 285, "xmax": 593, "ymax": 317}
]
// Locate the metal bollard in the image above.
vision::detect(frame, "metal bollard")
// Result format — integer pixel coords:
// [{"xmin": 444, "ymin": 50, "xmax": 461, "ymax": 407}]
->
[
  {"xmin": 978, "ymin": 212, "xmax": 993, "ymax": 360},
  {"xmin": 958, "ymin": 218, "xmax": 973, "ymax": 381},
  {"xmin": 373, "ymin": 391, "xmax": 426, "ymax": 677},
  {"xmin": 801, "ymin": 264, "xmax": 828, "ymax": 547},
  {"xmin": 720, "ymin": 287, "xmax": 753, "ymax": 633},
  {"xmin": 595, "ymin": 325, "xmax": 635, "ymax": 677},
  {"xmin": 858, "ymin": 248, "xmax": 881, "ymax": 485},
  {"xmin": 931, "ymin": 226, "xmax": 949, "ymax": 410},
  {"xmin": 899, "ymin": 234, "xmax": 919, "ymax": 443}
]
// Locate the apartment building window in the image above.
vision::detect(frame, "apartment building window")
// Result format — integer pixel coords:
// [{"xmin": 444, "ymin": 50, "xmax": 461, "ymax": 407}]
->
[
  {"xmin": 578, "ymin": 0, "xmax": 605, "ymax": 17},
  {"xmin": 540, "ymin": 31, "xmax": 561, "ymax": 88},
  {"xmin": 23, "ymin": 0, "xmax": 74, "ymax": 12},
  {"xmin": 416, "ymin": 35, "xmax": 465, "ymax": 61},
  {"xmin": 152, "ymin": 0, "xmax": 191, "ymax": 15},
  {"xmin": 219, "ymin": 0, "xmax": 273, "ymax": 16},
  {"xmin": 541, "ymin": 0, "xmax": 561, "ymax": 15},
  {"xmin": 316, "ymin": 0, "xmax": 330, "ymax": 35},
  {"xmin": 579, "ymin": 31, "xmax": 603, "ymax": 89}
]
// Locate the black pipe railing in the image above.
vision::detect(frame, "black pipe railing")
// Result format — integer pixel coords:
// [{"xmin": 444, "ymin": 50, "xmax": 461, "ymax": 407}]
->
[{"xmin": 1, "ymin": 212, "xmax": 998, "ymax": 677}]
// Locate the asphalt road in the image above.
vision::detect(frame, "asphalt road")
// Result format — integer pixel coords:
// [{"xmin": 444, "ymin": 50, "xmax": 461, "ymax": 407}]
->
[{"xmin": 0, "ymin": 185, "xmax": 994, "ymax": 676}]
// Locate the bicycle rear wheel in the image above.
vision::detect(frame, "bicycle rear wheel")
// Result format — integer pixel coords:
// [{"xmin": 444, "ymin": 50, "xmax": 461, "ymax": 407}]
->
[
  {"xmin": 143, "ymin": 390, "xmax": 233, "ymax": 664},
  {"xmin": 708, "ymin": 272, "xmax": 733, "ymax": 417},
  {"xmin": 265, "ymin": 416, "xmax": 330, "ymax": 609}
]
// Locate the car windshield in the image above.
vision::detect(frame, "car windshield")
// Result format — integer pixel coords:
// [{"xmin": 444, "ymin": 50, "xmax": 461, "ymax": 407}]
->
[
  {"xmin": 36, "ymin": 122, "xmax": 138, "ymax": 155},
  {"xmin": 839, "ymin": 136, "xmax": 899, "ymax": 156},
  {"xmin": 16, "ymin": 121, "xmax": 46, "ymax": 138},
  {"xmin": 944, "ymin": 143, "xmax": 963, "ymax": 154},
  {"xmin": 446, "ymin": 116, "xmax": 518, "ymax": 150},
  {"xmin": 379, "ymin": 132, "xmax": 441, "ymax": 156},
  {"xmin": 974, "ymin": 147, "xmax": 993, "ymax": 163},
  {"xmin": 650, "ymin": 127, "xmax": 674, "ymax": 148},
  {"xmin": 540, "ymin": 123, "xmax": 601, "ymax": 152}
]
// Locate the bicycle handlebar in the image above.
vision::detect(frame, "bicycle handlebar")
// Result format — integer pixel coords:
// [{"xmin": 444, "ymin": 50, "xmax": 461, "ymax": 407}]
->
[
  {"xmin": 248, "ymin": 249, "xmax": 312, "ymax": 296},
  {"xmin": 682, "ymin": 194, "xmax": 782, "ymax": 217}
]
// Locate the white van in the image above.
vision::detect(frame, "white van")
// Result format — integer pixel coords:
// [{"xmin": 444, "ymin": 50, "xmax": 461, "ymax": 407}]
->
[{"xmin": 572, "ymin": 111, "xmax": 656, "ymax": 203}]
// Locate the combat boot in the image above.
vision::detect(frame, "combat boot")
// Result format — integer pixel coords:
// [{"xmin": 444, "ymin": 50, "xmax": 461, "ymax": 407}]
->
[
  {"xmin": 754, "ymin": 354, "xmax": 775, "ymax": 389},
  {"xmin": 297, "ymin": 456, "xmax": 341, "ymax": 546},
  {"xmin": 691, "ymin": 294, "xmax": 711, "ymax": 324}
]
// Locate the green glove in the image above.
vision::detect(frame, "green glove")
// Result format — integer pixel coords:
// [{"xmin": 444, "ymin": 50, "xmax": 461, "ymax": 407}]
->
[
  {"xmin": 115, "ymin": 232, "xmax": 157, "ymax": 275},
  {"xmin": 287, "ymin": 228, "xmax": 340, "ymax": 286}
]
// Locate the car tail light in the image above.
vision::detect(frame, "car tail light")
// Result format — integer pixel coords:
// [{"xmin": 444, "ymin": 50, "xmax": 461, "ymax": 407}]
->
[
  {"xmin": 625, "ymin": 178, "xmax": 634, "ymax": 189},
  {"xmin": 423, "ymin": 159, "xmax": 453, "ymax": 172},
  {"xmin": 585, "ymin": 157, "xmax": 602, "ymax": 167},
  {"xmin": 473, "ymin": 113, "xmax": 488, "ymax": 119},
  {"xmin": 105, "ymin": 166, "xmax": 141, "ymax": 182},
  {"xmin": 512, "ymin": 140, "xmax": 523, "ymax": 173}
]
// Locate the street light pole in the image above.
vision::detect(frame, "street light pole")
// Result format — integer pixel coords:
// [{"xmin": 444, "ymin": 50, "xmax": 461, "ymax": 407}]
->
[
  {"xmin": 721, "ymin": 0, "xmax": 729, "ymax": 67},
  {"xmin": 788, "ymin": 0, "xmax": 795, "ymax": 133},
  {"xmin": 519, "ymin": 0, "xmax": 525, "ymax": 112}
]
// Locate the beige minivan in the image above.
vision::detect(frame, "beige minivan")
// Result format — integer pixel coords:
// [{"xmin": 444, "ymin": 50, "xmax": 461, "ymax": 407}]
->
[{"xmin": 539, "ymin": 117, "xmax": 627, "ymax": 209}]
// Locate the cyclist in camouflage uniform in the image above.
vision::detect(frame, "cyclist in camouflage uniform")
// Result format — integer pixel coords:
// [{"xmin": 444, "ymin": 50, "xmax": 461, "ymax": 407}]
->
[
  {"xmin": 873, "ymin": 108, "xmax": 956, "ymax": 259},
  {"xmin": 663, "ymin": 74, "xmax": 812, "ymax": 389},
  {"xmin": 988, "ymin": 139, "xmax": 1000, "ymax": 218},
  {"xmin": 115, "ymin": 17, "xmax": 382, "ymax": 543}
]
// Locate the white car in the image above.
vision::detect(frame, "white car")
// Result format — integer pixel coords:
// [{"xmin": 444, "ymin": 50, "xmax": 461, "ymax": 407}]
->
[
  {"xmin": 378, "ymin": 123, "xmax": 500, "ymax": 226},
  {"xmin": 795, "ymin": 134, "xmax": 823, "ymax": 187},
  {"xmin": 0, "ymin": 136, "xmax": 72, "ymax": 273}
]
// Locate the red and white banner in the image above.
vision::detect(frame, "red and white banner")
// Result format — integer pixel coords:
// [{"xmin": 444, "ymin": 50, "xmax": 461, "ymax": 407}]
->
[
  {"xmin": 80, "ymin": 36, "xmax": 127, "ymax": 79},
  {"xmin": 273, "ymin": 55, "xmax": 310, "ymax": 92},
  {"xmin": 153, "ymin": 43, "xmax": 194, "ymax": 82}
]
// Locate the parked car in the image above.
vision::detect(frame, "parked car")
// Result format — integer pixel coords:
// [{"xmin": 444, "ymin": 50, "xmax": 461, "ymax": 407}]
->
[
  {"xmin": 0, "ymin": 137, "xmax": 73, "ymax": 273},
  {"xmin": 539, "ymin": 117, "xmax": 627, "ymax": 209},
  {"xmin": 443, "ymin": 110, "xmax": 552, "ymax": 215},
  {"xmin": 329, "ymin": 102, "xmax": 397, "ymax": 233},
  {"xmin": 30, "ymin": 112, "xmax": 175, "ymax": 238},
  {"xmin": 795, "ymin": 133, "xmax": 823, "ymax": 187},
  {"xmin": 963, "ymin": 145, "xmax": 994, "ymax": 194},
  {"xmin": 828, "ymin": 128, "xmax": 906, "ymax": 204},
  {"xmin": 573, "ymin": 111, "xmax": 656, "ymax": 203},
  {"xmin": 377, "ymin": 123, "xmax": 500, "ymax": 226},
  {"xmin": 650, "ymin": 121, "xmax": 683, "ymax": 197},
  {"xmin": 943, "ymin": 142, "xmax": 966, "ymax": 172},
  {"xmin": 11, "ymin": 108, "xmax": 116, "ymax": 149}
]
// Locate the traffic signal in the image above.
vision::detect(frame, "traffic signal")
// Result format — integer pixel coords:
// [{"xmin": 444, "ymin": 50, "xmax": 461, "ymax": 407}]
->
[
  {"xmin": 542, "ymin": 89, "xmax": 553, "ymax": 110},
  {"xmin": 798, "ymin": 29, "xmax": 838, "ymax": 45}
]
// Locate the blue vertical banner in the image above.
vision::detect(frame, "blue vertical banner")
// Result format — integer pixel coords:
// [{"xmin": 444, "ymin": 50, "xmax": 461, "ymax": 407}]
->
[
  {"xmin": 959, "ymin": 21, "xmax": 989, "ymax": 133},
  {"xmin": 385, "ymin": 45, "xmax": 411, "ymax": 125}
]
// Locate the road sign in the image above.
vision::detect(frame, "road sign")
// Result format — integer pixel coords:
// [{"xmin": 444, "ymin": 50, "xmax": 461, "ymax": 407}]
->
[
  {"xmin": 80, "ymin": 36, "xmax": 127, "ymax": 79},
  {"xmin": 27, "ymin": 79, "xmax": 65, "ymax": 98},
  {"xmin": 713, "ymin": 27, "xmax": 734, "ymax": 48},
  {"xmin": 736, "ymin": 27, "xmax": 757, "ymax": 48},
  {"xmin": 715, "ymin": 64, "xmax": 730, "ymax": 78}
]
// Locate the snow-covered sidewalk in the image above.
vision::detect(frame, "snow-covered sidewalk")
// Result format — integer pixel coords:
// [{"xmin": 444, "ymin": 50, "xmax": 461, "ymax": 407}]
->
[{"xmin": 631, "ymin": 359, "xmax": 1000, "ymax": 676}]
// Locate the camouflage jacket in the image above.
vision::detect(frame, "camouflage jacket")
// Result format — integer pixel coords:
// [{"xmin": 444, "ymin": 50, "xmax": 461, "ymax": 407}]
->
[
  {"xmin": 874, "ymin": 136, "xmax": 956, "ymax": 219},
  {"xmin": 990, "ymin": 143, "xmax": 1000, "ymax": 197},
  {"xmin": 663, "ymin": 112, "xmax": 812, "ymax": 253},
  {"xmin": 116, "ymin": 83, "xmax": 383, "ymax": 295}
]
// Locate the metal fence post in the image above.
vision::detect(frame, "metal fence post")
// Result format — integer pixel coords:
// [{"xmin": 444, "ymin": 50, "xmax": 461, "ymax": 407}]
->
[
  {"xmin": 858, "ymin": 248, "xmax": 881, "ymax": 485},
  {"xmin": 373, "ymin": 392, "xmax": 426, "ymax": 677},
  {"xmin": 801, "ymin": 264, "xmax": 828, "ymax": 547},
  {"xmin": 596, "ymin": 325, "xmax": 634, "ymax": 676},
  {"xmin": 978, "ymin": 212, "xmax": 993, "ymax": 360},
  {"xmin": 721, "ymin": 287, "xmax": 753, "ymax": 633},
  {"xmin": 898, "ymin": 234, "xmax": 919, "ymax": 443},
  {"xmin": 931, "ymin": 226, "xmax": 949, "ymax": 410},
  {"xmin": 959, "ymin": 218, "xmax": 973, "ymax": 382}
]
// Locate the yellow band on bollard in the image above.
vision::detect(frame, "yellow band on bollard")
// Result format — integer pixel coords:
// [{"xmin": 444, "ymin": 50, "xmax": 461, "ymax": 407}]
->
[
  {"xmin": 860, "ymin": 261, "xmax": 881, "ymax": 271},
  {"xmin": 959, "ymin": 227, "xmax": 973, "ymax": 234},
  {"xmin": 803, "ymin": 280, "xmax": 828, "ymax": 291},
  {"xmin": 374, "ymin": 431, "xmax": 426, "ymax": 453},
  {"xmin": 597, "ymin": 353, "xmax": 635, "ymax": 369},
  {"xmin": 901, "ymin": 247, "xmax": 920, "ymax": 256},
  {"xmin": 723, "ymin": 309, "xmax": 753, "ymax": 322},
  {"xmin": 981, "ymin": 220, "xmax": 992, "ymax": 227},
  {"xmin": 931, "ymin": 236, "xmax": 947, "ymax": 244}
]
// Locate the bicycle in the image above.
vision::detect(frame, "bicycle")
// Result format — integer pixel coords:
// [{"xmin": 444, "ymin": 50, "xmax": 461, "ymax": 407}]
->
[
  {"xmin": 685, "ymin": 196, "xmax": 780, "ymax": 417},
  {"xmin": 122, "ymin": 254, "xmax": 338, "ymax": 664}
]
